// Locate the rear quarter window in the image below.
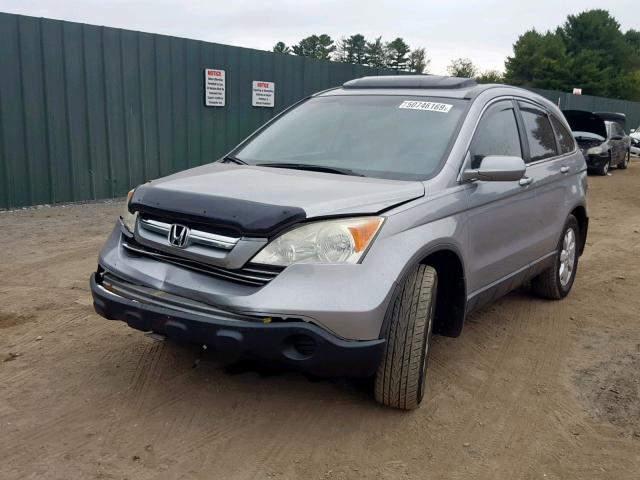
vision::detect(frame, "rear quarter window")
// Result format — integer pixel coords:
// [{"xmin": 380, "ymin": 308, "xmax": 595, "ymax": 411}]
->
[{"xmin": 550, "ymin": 115, "xmax": 575, "ymax": 154}]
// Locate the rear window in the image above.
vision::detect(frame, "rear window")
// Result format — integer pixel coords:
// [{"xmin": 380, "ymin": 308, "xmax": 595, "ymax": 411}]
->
[
  {"xmin": 518, "ymin": 103, "xmax": 558, "ymax": 162},
  {"xmin": 235, "ymin": 95, "xmax": 468, "ymax": 180}
]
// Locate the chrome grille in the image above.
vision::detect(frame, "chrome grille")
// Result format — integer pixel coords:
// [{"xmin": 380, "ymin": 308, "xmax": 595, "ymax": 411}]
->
[
  {"xmin": 122, "ymin": 240, "xmax": 283, "ymax": 287},
  {"xmin": 139, "ymin": 217, "xmax": 239, "ymax": 250}
]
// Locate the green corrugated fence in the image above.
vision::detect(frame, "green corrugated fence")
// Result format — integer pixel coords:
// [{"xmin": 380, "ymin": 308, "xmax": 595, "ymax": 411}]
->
[
  {"xmin": 0, "ymin": 12, "xmax": 403, "ymax": 209},
  {"xmin": 1, "ymin": 12, "xmax": 640, "ymax": 209}
]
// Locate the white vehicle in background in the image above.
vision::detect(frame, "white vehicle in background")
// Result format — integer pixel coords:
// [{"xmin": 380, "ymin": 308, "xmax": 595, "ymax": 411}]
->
[{"xmin": 630, "ymin": 127, "xmax": 640, "ymax": 156}]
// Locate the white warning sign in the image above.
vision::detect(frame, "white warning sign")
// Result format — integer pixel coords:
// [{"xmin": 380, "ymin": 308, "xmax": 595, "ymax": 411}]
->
[
  {"xmin": 252, "ymin": 81, "xmax": 275, "ymax": 107},
  {"xmin": 205, "ymin": 69, "xmax": 225, "ymax": 106}
]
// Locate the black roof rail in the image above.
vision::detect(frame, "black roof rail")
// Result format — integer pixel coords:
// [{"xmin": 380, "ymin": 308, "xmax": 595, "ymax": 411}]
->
[{"xmin": 343, "ymin": 75, "xmax": 478, "ymax": 90}]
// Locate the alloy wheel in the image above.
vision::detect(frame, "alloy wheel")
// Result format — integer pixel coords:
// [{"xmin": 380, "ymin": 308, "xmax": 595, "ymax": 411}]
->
[{"xmin": 559, "ymin": 227, "xmax": 577, "ymax": 287}]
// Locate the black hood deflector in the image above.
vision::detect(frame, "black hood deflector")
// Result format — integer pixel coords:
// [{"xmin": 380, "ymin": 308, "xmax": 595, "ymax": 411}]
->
[{"xmin": 130, "ymin": 183, "xmax": 306, "ymax": 237}]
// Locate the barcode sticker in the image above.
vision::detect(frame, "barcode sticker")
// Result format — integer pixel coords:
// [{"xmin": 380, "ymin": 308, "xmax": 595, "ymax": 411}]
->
[{"xmin": 398, "ymin": 100, "xmax": 453, "ymax": 113}]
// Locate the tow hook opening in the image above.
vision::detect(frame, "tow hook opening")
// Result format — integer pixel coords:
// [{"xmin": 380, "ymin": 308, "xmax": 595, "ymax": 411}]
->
[{"xmin": 283, "ymin": 334, "xmax": 317, "ymax": 360}]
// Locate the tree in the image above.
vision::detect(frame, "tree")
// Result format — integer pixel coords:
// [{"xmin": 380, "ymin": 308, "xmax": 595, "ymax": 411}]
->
[
  {"xmin": 365, "ymin": 37, "xmax": 386, "ymax": 67},
  {"xmin": 334, "ymin": 34, "xmax": 367, "ymax": 64},
  {"xmin": 292, "ymin": 34, "xmax": 336, "ymax": 60},
  {"xmin": 334, "ymin": 36, "xmax": 349, "ymax": 62},
  {"xmin": 504, "ymin": 30, "xmax": 572, "ymax": 91},
  {"xmin": 447, "ymin": 58, "xmax": 478, "ymax": 78},
  {"xmin": 385, "ymin": 38, "xmax": 410, "ymax": 70},
  {"xmin": 408, "ymin": 48, "xmax": 429, "ymax": 73},
  {"xmin": 559, "ymin": 9, "xmax": 628, "ymax": 96},
  {"xmin": 503, "ymin": 10, "xmax": 640, "ymax": 100},
  {"xmin": 272, "ymin": 42, "xmax": 290, "ymax": 54},
  {"xmin": 475, "ymin": 70, "xmax": 504, "ymax": 84}
]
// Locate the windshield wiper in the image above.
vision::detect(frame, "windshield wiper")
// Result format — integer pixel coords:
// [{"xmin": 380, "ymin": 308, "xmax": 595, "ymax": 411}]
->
[
  {"xmin": 256, "ymin": 163, "xmax": 364, "ymax": 177},
  {"xmin": 221, "ymin": 155, "xmax": 247, "ymax": 165}
]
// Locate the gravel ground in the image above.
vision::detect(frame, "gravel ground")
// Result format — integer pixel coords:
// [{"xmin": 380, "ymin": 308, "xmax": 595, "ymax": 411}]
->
[{"xmin": 1, "ymin": 161, "xmax": 639, "ymax": 479}]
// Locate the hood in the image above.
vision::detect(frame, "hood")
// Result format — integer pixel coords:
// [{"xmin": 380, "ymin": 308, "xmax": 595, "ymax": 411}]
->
[
  {"xmin": 130, "ymin": 163, "xmax": 425, "ymax": 237},
  {"xmin": 563, "ymin": 110, "xmax": 607, "ymax": 139}
]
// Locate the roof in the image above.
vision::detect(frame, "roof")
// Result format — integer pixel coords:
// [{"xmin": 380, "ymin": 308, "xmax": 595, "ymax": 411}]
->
[{"xmin": 343, "ymin": 75, "xmax": 478, "ymax": 90}]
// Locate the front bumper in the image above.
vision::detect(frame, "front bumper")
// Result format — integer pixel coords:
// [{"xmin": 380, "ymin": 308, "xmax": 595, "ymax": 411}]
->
[
  {"xmin": 98, "ymin": 224, "xmax": 398, "ymax": 340},
  {"xmin": 584, "ymin": 153, "xmax": 608, "ymax": 170},
  {"xmin": 91, "ymin": 272, "xmax": 385, "ymax": 377}
]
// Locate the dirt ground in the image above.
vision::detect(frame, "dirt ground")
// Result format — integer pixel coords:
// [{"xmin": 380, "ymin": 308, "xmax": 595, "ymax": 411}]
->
[{"xmin": 1, "ymin": 161, "xmax": 639, "ymax": 480}]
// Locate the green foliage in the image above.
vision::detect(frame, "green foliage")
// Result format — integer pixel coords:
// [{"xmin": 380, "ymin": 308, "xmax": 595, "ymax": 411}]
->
[
  {"xmin": 447, "ymin": 58, "xmax": 478, "ymax": 78},
  {"xmin": 272, "ymin": 42, "xmax": 291, "ymax": 54},
  {"xmin": 504, "ymin": 30, "xmax": 572, "ymax": 90},
  {"xmin": 385, "ymin": 38, "xmax": 411, "ymax": 70},
  {"xmin": 475, "ymin": 70, "xmax": 504, "ymax": 84},
  {"xmin": 504, "ymin": 9, "xmax": 640, "ymax": 100},
  {"xmin": 336, "ymin": 34, "xmax": 367, "ymax": 64},
  {"xmin": 408, "ymin": 48, "xmax": 429, "ymax": 73},
  {"xmin": 289, "ymin": 33, "xmax": 429, "ymax": 72},
  {"xmin": 365, "ymin": 37, "xmax": 387, "ymax": 67},
  {"xmin": 292, "ymin": 34, "xmax": 336, "ymax": 60}
]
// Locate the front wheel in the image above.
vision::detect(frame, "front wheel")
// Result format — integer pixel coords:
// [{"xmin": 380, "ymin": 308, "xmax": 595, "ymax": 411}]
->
[
  {"xmin": 374, "ymin": 264, "xmax": 437, "ymax": 410},
  {"xmin": 596, "ymin": 156, "xmax": 610, "ymax": 176},
  {"xmin": 532, "ymin": 215, "xmax": 580, "ymax": 300}
]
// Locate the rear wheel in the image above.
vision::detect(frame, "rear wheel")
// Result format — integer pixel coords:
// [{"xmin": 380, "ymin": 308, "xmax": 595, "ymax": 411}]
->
[
  {"xmin": 619, "ymin": 150, "xmax": 630, "ymax": 170},
  {"xmin": 532, "ymin": 215, "xmax": 580, "ymax": 300},
  {"xmin": 374, "ymin": 265, "xmax": 437, "ymax": 410}
]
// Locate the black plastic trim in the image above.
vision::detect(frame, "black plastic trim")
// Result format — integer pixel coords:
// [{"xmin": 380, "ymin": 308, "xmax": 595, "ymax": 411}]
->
[
  {"xmin": 130, "ymin": 183, "xmax": 307, "ymax": 238},
  {"xmin": 91, "ymin": 273, "xmax": 384, "ymax": 377}
]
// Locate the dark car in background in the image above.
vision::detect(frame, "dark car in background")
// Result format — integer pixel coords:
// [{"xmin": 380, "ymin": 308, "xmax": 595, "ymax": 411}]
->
[{"xmin": 563, "ymin": 110, "xmax": 631, "ymax": 175}]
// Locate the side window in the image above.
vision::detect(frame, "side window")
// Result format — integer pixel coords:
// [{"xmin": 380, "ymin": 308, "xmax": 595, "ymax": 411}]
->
[
  {"xmin": 550, "ymin": 115, "xmax": 575, "ymax": 154},
  {"xmin": 518, "ymin": 103, "xmax": 558, "ymax": 162},
  {"xmin": 470, "ymin": 101, "xmax": 522, "ymax": 169}
]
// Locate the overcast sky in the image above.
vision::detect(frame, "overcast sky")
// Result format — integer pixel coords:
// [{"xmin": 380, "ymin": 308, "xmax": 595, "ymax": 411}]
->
[{"xmin": 0, "ymin": 0, "xmax": 635, "ymax": 74}]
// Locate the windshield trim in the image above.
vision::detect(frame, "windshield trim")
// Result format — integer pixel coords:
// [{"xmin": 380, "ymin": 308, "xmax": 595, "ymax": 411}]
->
[{"xmin": 224, "ymin": 93, "xmax": 472, "ymax": 182}]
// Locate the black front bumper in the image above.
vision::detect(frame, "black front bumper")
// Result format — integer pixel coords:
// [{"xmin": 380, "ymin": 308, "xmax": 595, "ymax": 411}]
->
[
  {"xmin": 90, "ymin": 273, "xmax": 384, "ymax": 377},
  {"xmin": 584, "ymin": 153, "xmax": 608, "ymax": 170}
]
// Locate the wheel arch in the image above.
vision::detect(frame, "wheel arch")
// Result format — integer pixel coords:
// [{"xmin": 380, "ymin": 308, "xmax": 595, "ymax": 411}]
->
[
  {"xmin": 418, "ymin": 247, "xmax": 467, "ymax": 338},
  {"xmin": 570, "ymin": 204, "xmax": 588, "ymax": 256}
]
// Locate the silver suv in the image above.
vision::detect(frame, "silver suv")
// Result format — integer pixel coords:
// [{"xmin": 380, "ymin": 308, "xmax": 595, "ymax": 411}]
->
[{"xmin": 91, "ymin": 76, "xmax": 588, "ymax": 410}]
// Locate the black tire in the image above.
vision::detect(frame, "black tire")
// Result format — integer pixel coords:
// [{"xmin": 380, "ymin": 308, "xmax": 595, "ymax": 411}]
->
[
  {"xmin": 374, "ymin": 264, "xmax": 437, "ymax": 410},
  {"xmin": 618, "ymin": 150, "xmax": 630, "ymax": 170},
  {"xmin": 532, "ymin": 215, "xmax": 580, "ymax": 300},
  {"xmin": 596, "ymin": 156, "xmax": 610, "ymax": 176}
]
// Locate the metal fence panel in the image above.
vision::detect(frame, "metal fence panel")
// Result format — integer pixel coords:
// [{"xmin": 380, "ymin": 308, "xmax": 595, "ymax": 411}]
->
[
  {"xmin": 0, "ymin": 12, "xmax": 406, "ymax": 208},
  {"xmin": 2, "ymin": 11, "xmax": 640, "ymax": 208}
]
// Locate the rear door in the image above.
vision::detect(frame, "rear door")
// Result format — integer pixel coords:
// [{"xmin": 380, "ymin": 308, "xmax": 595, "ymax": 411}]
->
[{"xmin": 514, "ymin": 101, "xmax": 568, "ymax": 262}]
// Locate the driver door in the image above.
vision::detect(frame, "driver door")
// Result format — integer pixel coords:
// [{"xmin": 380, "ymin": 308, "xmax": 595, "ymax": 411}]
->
[{"xmin": 464, "ymin": 99, "xmax": 538, "ymax": 309}]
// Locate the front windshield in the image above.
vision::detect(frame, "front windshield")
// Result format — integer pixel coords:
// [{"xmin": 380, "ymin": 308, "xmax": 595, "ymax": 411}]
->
[{"xmin": 234, "ymin": 95, "xmax": 468, "ymax": 180}]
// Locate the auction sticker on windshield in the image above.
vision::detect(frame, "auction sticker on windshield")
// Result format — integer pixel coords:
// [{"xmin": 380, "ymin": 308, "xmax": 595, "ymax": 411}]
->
[{"xmin": 398, "ymin": 100, "xmax": 452, "ymax": 113}]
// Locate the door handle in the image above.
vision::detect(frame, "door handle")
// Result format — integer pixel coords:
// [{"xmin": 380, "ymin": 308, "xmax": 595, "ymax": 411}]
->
[
  {"xmin": 560, "ymin": 166, "xmax": 570, "ymax": 174},
  {"xmin": 519, "ymin": 176, "xmax": 533, "ymax": 186}
]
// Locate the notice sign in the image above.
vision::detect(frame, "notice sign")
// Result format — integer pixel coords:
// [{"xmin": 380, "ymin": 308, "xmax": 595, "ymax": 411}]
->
[
  {"xmin": 252, "ymin": 81, "xmax": 275, "ymax": 107},
  {"xmin": 205, "ymin": 69, "xmax": 225, "ymax": 106}
]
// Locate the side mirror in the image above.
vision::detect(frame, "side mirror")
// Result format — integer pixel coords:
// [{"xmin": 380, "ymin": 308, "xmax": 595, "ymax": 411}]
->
[
  {"xmin": 461, "ymin": 155, "xmax": 526, "ymax": 182},
  {"xmin": 631, "ymin": 129, "xmax": 636, "ymax": 133}
]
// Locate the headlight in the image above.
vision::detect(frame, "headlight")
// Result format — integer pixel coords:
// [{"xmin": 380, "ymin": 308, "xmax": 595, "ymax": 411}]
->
[
  {"xmin": 586, "ymin": 146, "xmax": 604, "ymax": 155},
  {"xmin": 120, "ymin": 189, "xmax": 138, "ymax": 232},
  {"xmin": 252, "ymin": 217, "xmax": 384, "ymax": 266}
]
